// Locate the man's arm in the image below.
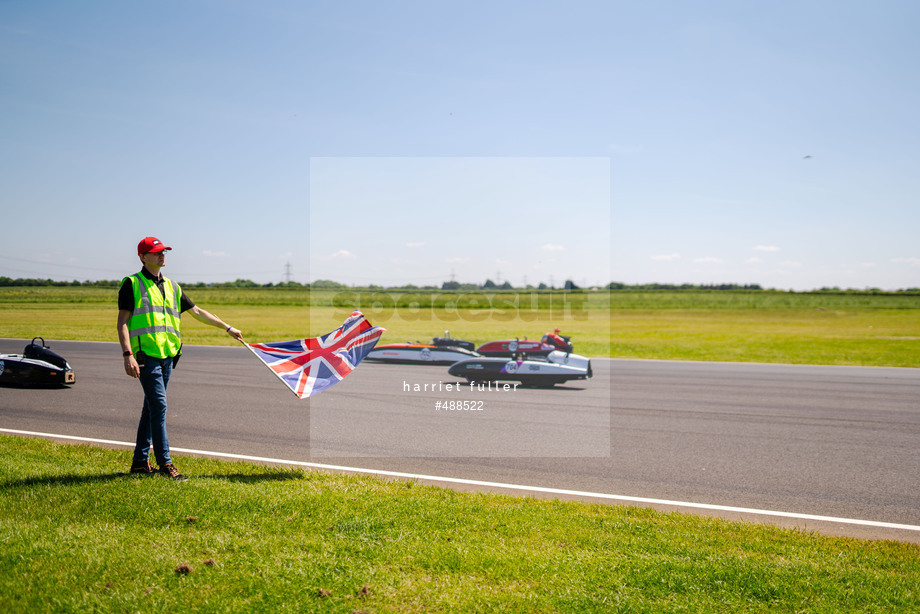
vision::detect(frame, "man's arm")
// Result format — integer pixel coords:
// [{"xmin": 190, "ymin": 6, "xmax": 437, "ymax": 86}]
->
[
  {"xmin": 188, "ymin": 305, "xmax": 244, "ymax": 341},
  {"xmin": 117, "ymin": 309, "xmax": 140, "ymax": 378}
]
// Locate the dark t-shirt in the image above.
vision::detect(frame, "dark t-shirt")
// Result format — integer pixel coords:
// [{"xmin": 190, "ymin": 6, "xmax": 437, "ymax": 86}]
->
[{"xmin": 118, "ymin": 268, "xmax": 195, "ymax": 313}]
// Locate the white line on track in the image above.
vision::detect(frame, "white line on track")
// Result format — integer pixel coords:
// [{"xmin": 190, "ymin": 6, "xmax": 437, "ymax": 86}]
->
[{"xmin": 4, "ymin": 427, "xmax": 919, "ymax": 534}]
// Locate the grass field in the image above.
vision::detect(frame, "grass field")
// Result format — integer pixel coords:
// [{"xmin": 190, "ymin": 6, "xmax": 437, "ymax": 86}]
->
[
  {"xmin": 2, "ymin": 435, "xmax": 919, "ymax": 613},
  {"xmin": 2, "ymin": 287, "xmax": 919, "ymax": 366},
  {"xmin": 610, "ymin": 309, "xmax": 920, "ymax": 366}
]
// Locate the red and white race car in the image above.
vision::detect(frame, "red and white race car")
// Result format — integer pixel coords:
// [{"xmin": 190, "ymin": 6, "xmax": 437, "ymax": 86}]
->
[{"xmin": 475, "ymin": 329, "xmax": 574, "ymax": 358}]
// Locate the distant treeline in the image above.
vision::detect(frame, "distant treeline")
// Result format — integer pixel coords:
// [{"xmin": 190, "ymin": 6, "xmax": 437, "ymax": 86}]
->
[
  {"xmin": 1, "ymin": 276, "xmax": 917, "ymax": 294},
  {"xmin": 606, "ymin": 282, "xmax": 920, "ymax": 293},
  {"xmin": 0, "ymin": 277, "xmax": 576, "ymax": 290},
  {"xmin": 607, "ymin": 282, "xmax": 765, "ymax": 291},
  {"xmin": 0, "ymin": 277, "xmax": 308, "ymax": 289}
]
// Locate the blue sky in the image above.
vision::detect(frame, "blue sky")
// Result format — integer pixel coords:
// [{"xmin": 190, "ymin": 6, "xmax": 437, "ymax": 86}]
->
[
  {"xmin": 1, "ymin": 1, "xmax": 918, "ymax": 290},
  {"xmin": 310, "ymin": 156, "xmax": 609, "ymax": 287}
]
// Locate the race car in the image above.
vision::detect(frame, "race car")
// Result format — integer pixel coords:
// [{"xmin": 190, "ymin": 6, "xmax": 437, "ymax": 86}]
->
[
  {"xmin": 365, "ymin": 333, "xmax": 479, "ymax": 365},
  {"xmin": 475, "ymin": 328, "xmax": 574, "ymax": 358},
  {"xmin": 0, "ymin": 337, "xmax": 76, "ymax": 387},
  {"xmin": 448, "ymin": 350, "xmax": 592, "ymax": 388}
]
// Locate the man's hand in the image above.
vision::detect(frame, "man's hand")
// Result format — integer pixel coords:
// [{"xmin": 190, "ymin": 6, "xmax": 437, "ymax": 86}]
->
[
  {"xmin": 227, "ymin": 326, "xmax": 244, "ymax": 342},
  {"xmin": 123, "ymin": 354, "xmax": 140, "ymax": 378}
]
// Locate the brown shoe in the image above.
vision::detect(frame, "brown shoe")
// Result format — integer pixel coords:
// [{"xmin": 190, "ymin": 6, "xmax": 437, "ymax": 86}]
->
[
  {"xmin": 130, "ymin": 460, "xmax": 157, "ymax": 474},
  {"xmin": 159, "ymin": 462, "xmax": 187, "ymax": 481}
]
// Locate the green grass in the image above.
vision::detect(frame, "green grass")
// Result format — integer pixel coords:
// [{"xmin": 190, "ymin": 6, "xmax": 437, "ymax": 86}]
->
[
  {"xmin": 0, "ymin": 286, "xmax": 609, "ymax": 308},
  {"xmin": 4, "ymin": 286, "xmax": 919, "ymax": 309},
  {"xmin": 611, "ymin": 309, "xmax": 920, "ymax": 367},
  {"xmin": 2, "ymin": 435, "xmax": 919, "ymax": 613},
  {"xmin": 2, "ymin": 288, "xmax": 919, "ymax": 366}
]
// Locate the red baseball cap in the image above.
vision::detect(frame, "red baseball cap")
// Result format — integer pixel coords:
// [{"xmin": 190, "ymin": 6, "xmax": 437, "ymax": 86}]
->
[{"xmin": 137, "ymin": 236, "xmax": 173, "ymax": 255}]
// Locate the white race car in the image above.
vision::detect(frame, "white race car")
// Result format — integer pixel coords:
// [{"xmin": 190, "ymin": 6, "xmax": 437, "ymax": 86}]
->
[{"xmin": 448, "ymin": 350, "xmax": 592, "ymax": 388}]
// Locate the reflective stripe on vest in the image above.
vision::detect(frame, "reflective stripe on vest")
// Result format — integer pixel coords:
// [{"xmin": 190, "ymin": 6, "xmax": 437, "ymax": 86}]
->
[{"xmin": 126, "ymin": 272, "xmax": 182, "ymax": 359}]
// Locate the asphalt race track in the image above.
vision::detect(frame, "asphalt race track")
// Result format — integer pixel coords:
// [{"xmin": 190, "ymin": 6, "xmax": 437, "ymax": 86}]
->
[{"xmin": 2, "ymin": 338, "xmax": 919, "ymax": 543}]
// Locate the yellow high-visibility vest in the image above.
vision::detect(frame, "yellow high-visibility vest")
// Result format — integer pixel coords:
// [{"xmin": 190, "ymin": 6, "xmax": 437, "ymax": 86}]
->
[{"xmin": 125, "ymin": 272, "xmax": 182, "ymax": 359}]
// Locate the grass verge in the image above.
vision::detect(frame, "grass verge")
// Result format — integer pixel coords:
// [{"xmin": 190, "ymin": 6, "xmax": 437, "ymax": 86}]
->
[
  {"xmin": 610, "ymin": 309, "xmax": 920, "ymax": 367},
  {"xmin": 2, "ymin": 435, "xmax": 919, "ymax": 613}
]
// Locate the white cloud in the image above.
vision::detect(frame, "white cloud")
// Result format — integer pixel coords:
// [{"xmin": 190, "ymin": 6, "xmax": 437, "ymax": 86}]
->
[
  {"xmin": 406, "ymin": 242, "xmax": 426, "ymax": 248},
  {"xmin": 891, "ymin": 257, "xmax": 920, "ymax": 267},
  {"xmin": 861, "ymin": 262, "xmax": 877, "ymax": 268},
  {"xmin": 753, "ymin": 245, "xmax": 781, "ymax": 252},
  {"xmin": 324, "ymin": 250, "xmax": 356, "ymax": 260},
  {"xmin": 780, "ymin": 260, "xmax": 802, "ymax": 267},
  {"xmin": 651, "ymin": 253, "xmax": 681, "ymax": 261},
  {"xmin": 745, "ymin": 257, "xmax": 764, "ymax": 264},
  {"xmin": 693, "ymin": 256, "xmax": 724, "ymax": 264},
  {"xmin": 445, "ymin": 256, "xmax": 470, "ymax": 264},
  {"xmin": 202, "ymin": 250, "xmax": 228, "ymax": 257},
  {"xmin": 541, "ymin": 243, "xmax": 565, "ymax": 251}
]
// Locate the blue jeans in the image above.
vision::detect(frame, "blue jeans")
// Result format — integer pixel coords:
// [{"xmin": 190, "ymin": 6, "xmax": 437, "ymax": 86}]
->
[{"xmin": 133, "ymin": 356, "xmax": 173, "ymax": 466}]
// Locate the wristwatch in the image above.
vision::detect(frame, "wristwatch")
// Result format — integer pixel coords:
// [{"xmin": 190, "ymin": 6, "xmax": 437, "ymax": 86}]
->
[{"xmin": 123, "ymin": 350, "xmax": 132, "ymax": 357}]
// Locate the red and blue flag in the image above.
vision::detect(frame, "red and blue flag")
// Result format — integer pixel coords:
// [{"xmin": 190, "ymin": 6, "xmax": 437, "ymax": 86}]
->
[{"xmin": 245, "ymin": 311, "xmax": 385, "ymax": 398}]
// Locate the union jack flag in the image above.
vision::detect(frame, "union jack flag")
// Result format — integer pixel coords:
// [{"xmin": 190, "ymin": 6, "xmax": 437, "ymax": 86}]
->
[{"xmin": 245, "ymin": 311, "xmax": 385, "ymax": 398}]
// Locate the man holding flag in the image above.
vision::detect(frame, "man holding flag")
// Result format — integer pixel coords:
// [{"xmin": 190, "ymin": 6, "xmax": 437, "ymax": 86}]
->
[{"xmin": 117, "ymin": 236, "xmax": 243, "ymax": 481}]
